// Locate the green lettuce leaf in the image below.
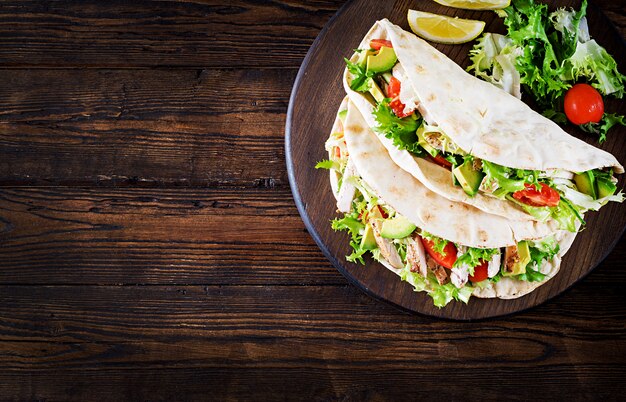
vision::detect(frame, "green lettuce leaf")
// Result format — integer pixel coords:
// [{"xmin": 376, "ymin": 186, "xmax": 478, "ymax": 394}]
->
[
  {"xmin": 579, "ymin": 113, "xmax": 626, "ymax": 143},
  {"xmin": 372, "ymin": 99, "xmax": 423, "ymax": 155},
  {"xmin": 344, "ymin": 58, "xmax": 373, "ymax": 92},
  {"xmin": 453, "ymin": 247, "xmax": 500, "ymax": 274},
  {"xmin": 315, "ymin": 159, "xmax": 340, "ymax": 171}
]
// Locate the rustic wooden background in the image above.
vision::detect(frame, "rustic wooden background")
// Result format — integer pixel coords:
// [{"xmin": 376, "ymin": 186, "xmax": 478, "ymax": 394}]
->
[{"xmin": 0, "ymin": 0, "xmax": 624, "ymax": 400}]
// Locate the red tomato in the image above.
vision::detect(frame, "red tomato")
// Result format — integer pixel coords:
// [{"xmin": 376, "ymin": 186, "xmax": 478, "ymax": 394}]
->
[
  {"xmin": 370, "ymin": 39, "xmax": 393, "ymax": 50},
  {"xmin": 420, "ymin": 236, "xmax": 458, "ymax": 269},
  {"xmin": 512, "ymin": 183, "xmax": 560, "ymax": 207},
  {"xmin": 334, "ymin": 147, "xmax": 341, "ymax": 159},
  {"xmin": 386, "ymin": 77, "xmax": 414, "ymax": 118},
  {"xmin": 564, "ymin": 83, "xmax": 604, "ymax": 125},
  {"xmin": 432, "ymin": 154, "xmax": 452, "ymax": 169},
  {"xmin": 377, "ymin": 205, "xmax": 388, "ymax": 219},
  {"xmin": 469, "ymin": 260, "xmax": 489, "ymax": 283}
]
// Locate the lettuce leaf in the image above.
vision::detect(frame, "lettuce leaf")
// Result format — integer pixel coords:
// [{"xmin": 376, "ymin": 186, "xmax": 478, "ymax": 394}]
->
[
  {"xmin": 400, "ymin": 266, "xmax": 474, "ymax": 308},
  {"xmin": 315, "ymin": 159, "xmax": 340, "ymax": 171},
  {"xmin": 420, "ymin": 231, "xmax": 450, "ymax": 256},
  {"xmin": 579, "ymin": 113, "xmax": 626, "ymax": 143},
  {"xmin": 372, "ymin": 99, "xmax": 423, "ymax": 155},
  {"xmin": 344, "ymin": 58, "xmax": 373, "ymax": 92},
  {"xmin": 453, "ymin": 247, "xmax": 500, "ymax": 274}
]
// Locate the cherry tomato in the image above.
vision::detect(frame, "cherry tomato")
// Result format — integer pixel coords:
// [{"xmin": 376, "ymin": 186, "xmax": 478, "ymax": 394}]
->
[
  {"xmin": 564, "ymin": 83, "xmax": 604, "ymax": 125},
  {"xmin": 420, "ymin": 236, "xmax": 458, "ymax": 269},
  {"xmin": 370, "ymin": 39, "xmax": 393, "ymax": 50},
  {"xmin": 432, "ymin": 154, "xmax": 452, "ymax": 169},
  {"xmin": 469, "ymin": 260, "xmax": 489, "ymax": 283},
  {"xmin": 512, "ymin": 183, "xmax": 560, "ymax": 207},
  {"xmin": 386, "ymin": 77, "xmax": 414, "ymax": 118}
]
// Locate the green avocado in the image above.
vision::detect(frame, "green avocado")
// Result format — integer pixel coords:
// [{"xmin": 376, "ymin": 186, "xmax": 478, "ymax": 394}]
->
[
  {"xmin": 452, "ymin": 158, "xmax": 485, "ymax": 197},
  {"xmin": 367, "ymin": 80, "xmax": 386, "ymax": 104},
  {"xmin": 574, "ymin": 171, "xmax": 597, "ymax": 199},
  {"xmin": 366, "ymin": 46, "xmax": 397, "ymax": 74},
  {"xmin": 503, "ymin": 241, "xmax": 531, "ymax": 276},
  {"xmin": 360, "ymin": 223, "xmax": 378, "ymax": 250},
  {"xmin": 596, "ymin": 177, "xmax": 617, "ymax": 198},
  {"xmin": 338, "ymin": 109, "xmax": 348, "ymax": 123},
  {"xmin": 356, "ymin": 49, "xmax": 375, "ymax": 68},
  {"xmin": 416, "ymin": 126, "xmax": 438, "ymax": 157},
  {"xmin": 380, "ymin": 215, "xmax": 416, "ymax": 239}
]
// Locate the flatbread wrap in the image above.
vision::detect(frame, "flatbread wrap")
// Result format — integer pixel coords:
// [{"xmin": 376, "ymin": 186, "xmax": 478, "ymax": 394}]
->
[
  {"xmin": 318, "ymin": 99, "xmax": 577, "ymax": 307},
  {"xmin": 343, "ymin": 19, "xmax": 623, "ymax": 232}
]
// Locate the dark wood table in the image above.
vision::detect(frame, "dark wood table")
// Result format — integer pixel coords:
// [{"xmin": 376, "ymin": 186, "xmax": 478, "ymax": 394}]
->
[{"xmin": 0, "ymin": 1, "xmax": 624, "ymax": 400}]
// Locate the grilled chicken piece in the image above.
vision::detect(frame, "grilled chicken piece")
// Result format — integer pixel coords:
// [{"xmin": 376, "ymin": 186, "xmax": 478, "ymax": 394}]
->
[
  {"xmin": 336, "ymin": 160, "xmax": 357, "ymax": 213},
  {"xmin": 370, "ymin": 220, "xmax": 404, "ymax": 269},
  {"xmin": 504, "ymin": 245, "xmax": 520, "ymax": 274},
  {"xmin": 450, "ymin": 264, "xmax": 469, "ymax": 288},
  {"xmin": 406, "ymin": 235, "xmax": 428, "ymax": 277},
  {"xmin": 487, "ymin": 251, "xmax": 502, "ymax": 278},
  {"xmin": 432, "ymin": 266, "xmax": 448, "ymax": 285}
]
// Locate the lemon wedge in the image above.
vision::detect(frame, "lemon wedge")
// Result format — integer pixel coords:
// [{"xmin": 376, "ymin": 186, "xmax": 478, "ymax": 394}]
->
[
  {"xmin": 432, "ymin": 0, "xmax": 510, "ymax": 10},
  {"xmin": 407, "ymin": 10, "xmax": 486, "ymax": 44}
]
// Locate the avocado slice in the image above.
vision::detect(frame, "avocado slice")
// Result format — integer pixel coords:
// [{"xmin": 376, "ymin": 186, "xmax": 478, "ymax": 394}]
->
[
  {"xmin": 355, "ymin": 49, "xmax": 375, "ymax": 68},
  {"xmin": 416, "ymin": 126, "xmax": 439, "ymax": 157},
  {"xmin": 502, "ymin": 241, "xmax": 531, "ymax": 276},
  {"xmin": 360, "ymin": 223, "xmax": 378, "ymax": 250},
  {"xmin": 366, "ymin": 46, "xmax": 397, "ymax": 74},
  {"xmin": 452, "ymin": 158, "xmax": 485, "ymax": 197},
  {"xmin": 380, "ymin": 215, "xmax": 417, "ymax": 239},
  {"xmin": 596, "ymin": 177, "xmax": 617, "ymax": 198},
  {"xmin": 367, "ymin": 80, "xmax": 386, "ymax": 104},
  {"xmin": 574, "ymin": 171, "xmax": 597, "ymax": 199}
]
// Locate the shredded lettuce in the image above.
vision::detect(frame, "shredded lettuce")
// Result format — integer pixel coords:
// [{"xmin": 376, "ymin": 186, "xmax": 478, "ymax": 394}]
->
[
  {"xmin": 554, "ymin": 178, "xmax": 624, "ymax": 211},
  {"xmin": 315, "ymin": 159, "xmax": 340, "ymax": 171},
  {"xmin": 512, "ymin": 236, "xmax": 560, "ymax": 282},
  {"xmin": 372, "ymin": 99, "xmax": 423, "ymax": 155},
  {"xmin": 551, "ymin": 199, "xmax": 583, "ymax": 232},
  {"xmin": 481, "ymin": 160, "xmax": 541, "ymax": 195}
]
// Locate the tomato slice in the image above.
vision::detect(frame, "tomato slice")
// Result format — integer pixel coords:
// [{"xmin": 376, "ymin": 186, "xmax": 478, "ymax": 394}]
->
[
  {"xmin": 377, "ymin": 205, "xmax": 389, "ymax": 219},
  {"xmin": 386, "ymin": 77, "xmax": 414, "ymax": 118},
  {"xmin": 512, "ymin": 183, "xmax": 560, "ymax": 207},
  {"xmin": 564, "ymin": 83, "xmax": 604, "ymax": 125},
  {"xmin": 469, "ymin": 260, "xmax": 489, "ymax": 283},
  {"xmin": 432, "ymin": 154, "xmax": 452, "ymax": 169},
  {"xmin": 420, "ymin": 236, "xmax": 457, "ymax": 269},
  {"xmin": 370, "ymin": 39, "xmax": 393, "ymax": 50}
]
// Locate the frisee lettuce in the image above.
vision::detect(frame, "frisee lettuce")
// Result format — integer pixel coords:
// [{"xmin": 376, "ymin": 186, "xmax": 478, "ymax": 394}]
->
[
  {"xmin": 468, "ymin": 0, "xmax": 626, "ymax": 142},
  {"xmin": 372, "ymin": 99, "xmax": 423, "ymax": 155},
  {"xmin": 419, "ymin": 231, "xmax": 450, "ymax": 256},
  {"xmin": 579, "ymin": 113, "xmax": 626, "ymax": 143},
  {"xmin": 453, "ymin": 247, "xmax": 500, "ymax": 274},
  {"xmin": 400, "ymin": 266, "xmax": 474, "ymax": 308}
]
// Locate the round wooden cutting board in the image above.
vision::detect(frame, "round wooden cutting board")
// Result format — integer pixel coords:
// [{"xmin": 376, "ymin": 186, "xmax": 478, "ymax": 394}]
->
[{"xmin": 286, "ymin": 0, "xmax": 626, "ymax": 320}]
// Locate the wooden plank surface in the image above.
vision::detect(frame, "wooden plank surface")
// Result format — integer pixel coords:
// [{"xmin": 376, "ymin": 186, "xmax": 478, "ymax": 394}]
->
[{"xmin": 0, "ymin": 0, "xmax": 624, "ymax": 399}]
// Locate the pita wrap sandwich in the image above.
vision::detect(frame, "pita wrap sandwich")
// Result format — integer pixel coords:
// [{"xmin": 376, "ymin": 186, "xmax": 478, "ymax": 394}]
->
[
  {"xmin": 343, "ymin": 19, "xmax": 624, "ymax": 232},
  {"xmin": 317, "ymin": 98, "xmax": 578, "ymax": 307}
]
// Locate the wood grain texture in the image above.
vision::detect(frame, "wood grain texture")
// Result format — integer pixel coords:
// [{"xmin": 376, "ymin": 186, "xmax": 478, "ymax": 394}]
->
[
  {"xmin": 0, "ymin": 280, "xmax": 624, "ymax": 400},
  {"xmin": 287, "ymin": 0, "xmax": 626, "ymax": 319},
  {"xmin": 0, "ymin": 69, "xmax": 291, "ymax": 186},
  {"xmin": 0, "ymin": 187, "xmax": 339, "ymax": 285},
  {"xmin": 0, "ymin": 0, "xmax": 345, "ymax": 68},
  {"xmin": 0, "ymin": 0, "xmax": 624, "ymax": 400}
]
